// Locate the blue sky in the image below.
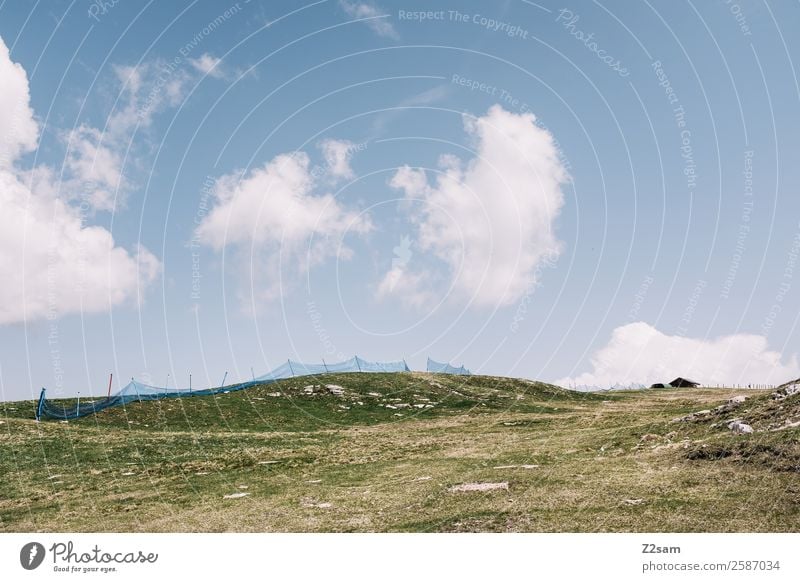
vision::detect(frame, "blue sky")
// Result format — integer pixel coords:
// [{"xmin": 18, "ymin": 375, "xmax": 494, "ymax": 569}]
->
[{"xmin": 2, "ymin": 0, "xmax": 800, "ymax": 400}]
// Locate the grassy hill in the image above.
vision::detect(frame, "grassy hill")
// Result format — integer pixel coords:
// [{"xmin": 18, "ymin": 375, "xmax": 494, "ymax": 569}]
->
[{"xmin": 1, "ymin": 373, "xmax": 798, "ymax": 532}]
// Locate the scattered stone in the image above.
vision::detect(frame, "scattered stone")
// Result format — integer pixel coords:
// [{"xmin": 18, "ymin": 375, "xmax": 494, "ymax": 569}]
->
[
  {"xmin": 122, "ymin": 472, "xmax": 135, "ymax": 476},
  {"xmin": 367, "ymin": 392, "xmax": 381, "ymax": 397},
  {"xmin": 393, "ymin": 413, "xmax": 404, "ymax": 417},
  {"xmin": 623, "ymin": 498, "xmax": 645, "ymax": 506},
  {"xmin": 258, "ymin": 461, "xmax": 280, "ymax": 465},
  {"xmin": 710, "ymin": 395, "xmax": 750, "ymax": 415},
  {"xmin": 728, "ymin": 420, "xmax": 754, "ymax": 434},
  {"xmin": 449, "ymin": 482, "xmax": 509, "ymax": 493},
  {"xmin": 47, "ymin": 475, "xmax": 62, "ymax": 480},
  {"xmin": 306, "ymin": 479, "xmax": 322, "ymax": 484},
  {"xmin": 772, "ymin": 384, "xmax": 800, "ymax": 400},
  {"xmin": 395, "ymin": 403, "xmax": 410, "ymax": 408},
  {"xmin": 223, "ymin": 492, "xmax": 249, "ymax": 499},
  {"xmin": 195, "ymin": 472, "xmax": 209, "ymax": 476},
  {"xmin": 385, "ymin": 405, "xmax": 397, "ymax": 410},
  {"xmin": 414, "ymin": 404, "xmax": 427, "ymax": 409},
  {"xmin": 672, "ymin": 409, "xmax": 712, "ymax": 423},
  {"xmin": 326, "ymin": 384, "xmax": 344, "ymax": 396},
  {"xmin": 493, "ymin": 465, "xmax": 539, "ymax": 470},
  {"xmin": 303, "ymin": 386, "xmax": 315, "ymax": 394},
  {"xmin": 315, "ymin": 502, "xmax": 332, "ymax": 509},
  {"xmin": 238, "ymin": 485, "xmax": 249, "ymax": 490},
  {"xmin": 640, "ymin": 434, "xmax": 660, "ymax": 442},
  {"xmin": 267, "ymin": 392, "xmax": 281, "ymax": 397}
]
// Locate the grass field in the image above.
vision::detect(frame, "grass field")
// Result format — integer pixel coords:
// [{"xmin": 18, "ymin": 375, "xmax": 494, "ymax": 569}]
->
[{"xmin": 1, "ymin": 373, "xmax": 798, "ymax": 532}]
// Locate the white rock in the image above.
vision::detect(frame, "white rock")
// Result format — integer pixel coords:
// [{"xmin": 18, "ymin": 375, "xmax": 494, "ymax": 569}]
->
[
  {"xmin": 728, "ymin": 420, "xmax": 754, "ymax": 434},
  {"xmin": 223, "ymin": 492, "xmax": 249, "ymax": 499},
  {"xmin": 449, "ymin": 482, "xmax": 509, "ymax": 493}
]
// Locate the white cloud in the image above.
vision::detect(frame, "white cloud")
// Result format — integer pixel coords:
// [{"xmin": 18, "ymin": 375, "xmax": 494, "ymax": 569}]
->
[
  {"xmin": 0, "ymin": 37, "xmax": 38, "ymax": 168},
  {"xmin": 0, "ymin": 35, "xmax": 161, "ymax": 325},
  {"xmin": 319, "ymin": 138, "xmax": 356, "ymax": 180},
  {"xmin": 62, "ymin": 125, "xmax": 125, "ymax": 211},
  {"xmin": 339, "ymin": 1, "xmax": 399, "ymax": 39},
  {"xmin": 195, "ymin": 151, "xmax": 371, "ymax": 301},
  {"xmin": 61, "ymin": 57, "xmax": 220, "ymax": 211},
  {"xmin": 189, "ymin": 53, "xmax": 224, "ymax": 78},
  {"xmin": 376, "ymin": 265, "xmax": 433, "ymax": 308},
  {"xmin": 387, "ymin": 105, "xmax": 568, "ymax": 307},
  {"xmin": 559, "ymin": 322, "xmax": 800, "ymax": 388}
]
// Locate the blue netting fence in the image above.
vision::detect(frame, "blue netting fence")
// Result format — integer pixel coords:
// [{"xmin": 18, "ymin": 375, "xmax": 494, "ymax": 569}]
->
[
  {"xmin": 36, "ymin": 355, "xmax": 466, "ymax": 420},
  {"xmin": 426, "ymin": 358, "xmax": 470, "ymax": 375}
]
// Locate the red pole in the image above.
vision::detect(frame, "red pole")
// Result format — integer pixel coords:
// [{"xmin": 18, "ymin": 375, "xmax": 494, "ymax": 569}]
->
[{"xmin": 106, "ymin": 373, "xmax": 113, "ymax": 400}]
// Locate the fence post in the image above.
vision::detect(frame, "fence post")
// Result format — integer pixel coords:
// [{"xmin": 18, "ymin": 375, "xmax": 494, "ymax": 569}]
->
[{"xmin": 35, "ymin": 388, "xmax": 46, "ymax": 421}]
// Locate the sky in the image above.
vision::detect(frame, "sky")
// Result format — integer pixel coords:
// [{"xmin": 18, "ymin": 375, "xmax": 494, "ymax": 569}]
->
[{"xmin": 1, "ymin": 0, "xmax": 800, "ymax": 401}]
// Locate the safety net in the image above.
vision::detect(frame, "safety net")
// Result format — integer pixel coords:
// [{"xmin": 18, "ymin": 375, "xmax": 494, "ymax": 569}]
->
[
  {"xmin": 36, "ymin": 356, "xmax": 411, "ymax": 421},
  {"xmin": 426, "ymin": 357, "xmax": 471, "ymax": 375}
]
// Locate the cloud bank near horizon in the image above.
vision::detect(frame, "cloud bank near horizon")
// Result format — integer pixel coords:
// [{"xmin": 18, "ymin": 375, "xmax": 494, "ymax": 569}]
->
[{"xmin": 559, "ymin": 322, "xmax": 799, "ymax": 388}]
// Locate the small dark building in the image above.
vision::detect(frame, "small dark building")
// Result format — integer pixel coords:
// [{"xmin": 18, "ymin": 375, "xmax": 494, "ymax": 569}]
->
[
  {"xmin": 650, "ymin": 383, "xmax": 669, "ymax": 389},
  {"xmin": 669, "ymin": 377, "xmax": 700, "ymax": 388}
]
